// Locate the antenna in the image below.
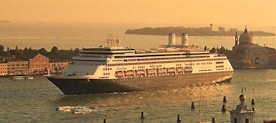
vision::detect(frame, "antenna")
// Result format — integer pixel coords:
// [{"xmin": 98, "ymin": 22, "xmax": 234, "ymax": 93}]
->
[
  {"xmin": 106, "ymin": 33, "xmax": 114, "ymax": 47},
  {"xmin": 105, "ymin": 33, "xmax": 121, "ymax": 47}
]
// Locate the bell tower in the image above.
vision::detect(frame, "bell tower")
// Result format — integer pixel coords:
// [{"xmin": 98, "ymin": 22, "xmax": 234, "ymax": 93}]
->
[{"xmin": 235, "ymin": 32, "xmax": 239, "ymax": 46}]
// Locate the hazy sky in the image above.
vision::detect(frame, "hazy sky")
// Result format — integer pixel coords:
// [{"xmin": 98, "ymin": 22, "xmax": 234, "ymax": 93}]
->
[{"xmin": 0, "ymin": 0, "xmax": 275, "ymax": 30}]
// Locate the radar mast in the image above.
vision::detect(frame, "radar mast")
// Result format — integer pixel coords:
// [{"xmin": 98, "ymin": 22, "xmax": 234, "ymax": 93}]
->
[{"xmin": 105, "ymin": 33, "xmax": 121, "ymax": 47}]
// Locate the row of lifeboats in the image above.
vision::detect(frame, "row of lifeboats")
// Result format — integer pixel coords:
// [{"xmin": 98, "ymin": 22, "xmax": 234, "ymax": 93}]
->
[{"xmin": 115, "ymin": 67, "xmax": 192, "ymax": 76}]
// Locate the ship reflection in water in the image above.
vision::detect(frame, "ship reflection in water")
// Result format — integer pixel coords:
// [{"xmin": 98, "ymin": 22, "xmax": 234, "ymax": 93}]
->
[{"xmin": 0, "ymin": 69, "xmax": 276, "ymax": 122}]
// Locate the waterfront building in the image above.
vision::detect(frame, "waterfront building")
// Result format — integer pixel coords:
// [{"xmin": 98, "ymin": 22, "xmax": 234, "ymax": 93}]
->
[
  {"xmin": 230, "ymin": 93, "xmax": 255, "ymax": 123},
  {"xmin": 0, "ymin": 63, "xmax": 8, "ymax": 76},
  {"xmin": 29, "ymin": 54, "xmax": 49, "ymax": 74},
  {"xmin": 230, "ymin": 28, "xmax": 276, "ymax": 68},
  {"xmin": 7, "ymin": 61, "xmax": 29, "ymax": 75},
  {"xmin": 49, "ymin": 62, "xmax": 69, "ymax": 73}
]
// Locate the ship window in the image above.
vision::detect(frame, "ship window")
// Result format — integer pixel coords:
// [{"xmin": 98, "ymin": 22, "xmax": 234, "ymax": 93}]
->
[
  {"xmin": 185, "ymin": 63, "xmax": 192, "ymax": 66},
  {"xmin": 176, "ymin": 64, "xmax": 182, "ymax": 66},
  {"xmin": 207, "ymin": 62, "xmax": 212, "ymax": 64},
  {"xmin": 103, "ymin": 68, "xmax": 112, "ymax": 71},
  {"xmin": 103, "ymin": 73, "xmax": 110, "ymax": 75},
  {"xmin": 216, "ymin": 65, "xmax": 224, "ymax": 68},
  {"xmin": 216, "ymin": 61, "xmax": 224, "ymax": 64}
]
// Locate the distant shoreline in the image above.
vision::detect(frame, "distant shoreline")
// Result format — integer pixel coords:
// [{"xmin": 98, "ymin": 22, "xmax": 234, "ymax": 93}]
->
[
  {"xmin": 0, "ymin": 20, "xmax": 11, "ymax": 24},
  {"xmin": 125, "ymin": 26, "xmax": 275, "ymax": 36},
  {"xmin": 125, "ymin": 33, "xmax": 276, "ymax": 37}
]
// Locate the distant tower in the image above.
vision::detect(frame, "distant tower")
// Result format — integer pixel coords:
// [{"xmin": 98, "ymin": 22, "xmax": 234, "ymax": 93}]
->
[
  {"xmin": 168, "ymin": 32, "xmax": 176, "ymax": 46},
  {"xmin": 235, "ymin": 32, "xmax": 239, "ymax": 46},
  {"xmin": 230, "ymin": 91, "xmax": 255, "ymax": 123},
  {"xmin": 181, "ymin": 33, "xmax": 189, "ymax": 47}
]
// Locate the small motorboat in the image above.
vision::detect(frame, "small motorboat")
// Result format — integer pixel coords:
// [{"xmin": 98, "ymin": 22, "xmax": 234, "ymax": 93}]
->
[
  {"xmin": 11, "ymin": 75, "xmax": 34, "ymax": 80},
  {"xmin": 56, "ymin": 105, "xmax": 94, "ymax": 114},
  {"xmin": 56, "ymin": 106, "xmax": 72, "ymax": 112},
  {"xmin": 25, "ymin": 76, "xmax": 34, "ymax": 80},
  {"xmin": 11, "ymin": 76, "xmax": 26, "ymax": 80},
  {"xmin": 73, "ymin": 107, "xmax": 93, "ymax": 114}
]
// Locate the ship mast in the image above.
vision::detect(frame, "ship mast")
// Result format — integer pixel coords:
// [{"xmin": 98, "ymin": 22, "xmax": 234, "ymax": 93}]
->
[{"xmin": 105, "ymin": 33, "xmax": 121, "ymax": 47}]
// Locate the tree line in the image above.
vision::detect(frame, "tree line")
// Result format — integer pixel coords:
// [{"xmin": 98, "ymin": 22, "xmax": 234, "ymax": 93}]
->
[
  {"xmin": 0, "ymin": 45, "xmax": 80, "ymax": 62},
  {"xmin": 125, "ymin": 26, "xmax": 275, "ymax": 36}
]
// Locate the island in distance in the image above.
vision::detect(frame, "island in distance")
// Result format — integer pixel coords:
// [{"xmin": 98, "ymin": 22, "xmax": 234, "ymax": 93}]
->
[{"xmin": 125, "ymin": 26, "xmax": 275, "ymax": 36}]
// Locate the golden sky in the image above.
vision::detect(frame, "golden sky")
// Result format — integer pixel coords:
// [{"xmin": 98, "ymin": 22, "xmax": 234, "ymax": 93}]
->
[{"xmin": 0, "ymin": 0, "xmax": 275, "ymax": 29}]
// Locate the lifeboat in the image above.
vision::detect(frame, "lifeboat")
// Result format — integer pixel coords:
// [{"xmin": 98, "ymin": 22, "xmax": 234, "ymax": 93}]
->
[
  {"xmin": 176, "ymin": 67, "xmax": 183, "ymax": 72},
  {"xmin": 125, "ymin": 70, "xmax": 134, "ymax": 75},
  {"xmin": 56, "ymin": 106, "xmax": 72, "ymax": 112},
  {"xmin": 167, "ymin": 67, "xmax": 175, "ymax": 73},
  {"xmin": 184, "ymin": 67, "xmax": 193, "ymax": 72},
  {"xmin": 115, "ymin": 71, "xmax": 124, "ymax": 76},
  {"xmin": 158, "ymin": 68, "xmax": 166, "ymax": 73},
  {"xmin": 147, "ymin": 69, "xmax": 155, "ymax": 74},
  {"xmin": 136, "ymin": 70, "xmax": 145, "ymax": 75}
]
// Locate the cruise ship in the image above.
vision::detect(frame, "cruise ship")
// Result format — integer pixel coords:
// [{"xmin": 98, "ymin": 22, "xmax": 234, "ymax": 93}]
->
[{"xmin": 47, "ymin": 33, "xmax": 234, "ymax": 95}]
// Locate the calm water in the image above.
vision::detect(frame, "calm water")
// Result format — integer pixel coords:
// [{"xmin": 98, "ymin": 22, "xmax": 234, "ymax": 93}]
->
[
  {"xmin": 0, "ymin": 24, "xmax": 276, "ymax": 123},
  {"xmin": 0, "ymin": 69, "xmax": 276, "ymax": 123}
]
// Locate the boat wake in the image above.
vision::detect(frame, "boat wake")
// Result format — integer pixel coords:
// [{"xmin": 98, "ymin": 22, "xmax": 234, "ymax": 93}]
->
[{"xmin": 56, "ymin": 106, "xmax": 100, "ymax": 114}]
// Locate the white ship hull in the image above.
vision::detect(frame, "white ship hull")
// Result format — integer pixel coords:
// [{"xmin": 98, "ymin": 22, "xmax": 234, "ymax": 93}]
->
[{"xmin": 47, "ymin": 34, "xmax": 234, "ymax": 95}]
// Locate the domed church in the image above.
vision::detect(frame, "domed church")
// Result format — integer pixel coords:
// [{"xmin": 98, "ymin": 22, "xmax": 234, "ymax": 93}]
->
[{"xmin": 231, "ymin": 28, "xmax": 270, "ymax": 68}]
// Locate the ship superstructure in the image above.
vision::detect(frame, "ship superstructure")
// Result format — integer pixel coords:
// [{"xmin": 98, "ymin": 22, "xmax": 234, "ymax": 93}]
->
[{"xmin": 47, "ymin": 33, "xmax": 234, "ymax": 95}]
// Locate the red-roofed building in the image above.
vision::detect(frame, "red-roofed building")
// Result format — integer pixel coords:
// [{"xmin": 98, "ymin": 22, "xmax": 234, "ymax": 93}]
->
[{"xmin": 29, "ymin": 54, "xmax": 49, "ymax": 74}]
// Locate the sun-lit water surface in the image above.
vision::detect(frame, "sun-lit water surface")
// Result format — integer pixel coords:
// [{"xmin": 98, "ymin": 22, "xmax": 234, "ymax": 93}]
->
[{"xmin": 0, "ymin": 69, "xmax": 276, "ymax": 123}]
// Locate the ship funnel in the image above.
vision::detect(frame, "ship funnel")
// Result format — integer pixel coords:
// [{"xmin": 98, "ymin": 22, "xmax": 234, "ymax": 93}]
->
[
  {"xmin": 182, "ymin": 33, "xmax": 188, "ymax": 47},
  {"xmin": 168, "ymin": 32, "xmax": 176, "ymax": 46}
]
